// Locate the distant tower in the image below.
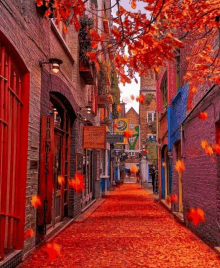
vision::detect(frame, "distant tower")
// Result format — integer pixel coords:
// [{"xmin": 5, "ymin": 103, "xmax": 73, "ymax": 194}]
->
[{"xmin": 139, "ymin": 70, "xmax": 157, "ymax": 166}]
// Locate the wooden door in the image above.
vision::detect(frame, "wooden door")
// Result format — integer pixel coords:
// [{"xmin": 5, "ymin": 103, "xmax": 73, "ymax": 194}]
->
[{"xmin": 53, "ymin": 131, "xmax": 63, "ymax": 225}]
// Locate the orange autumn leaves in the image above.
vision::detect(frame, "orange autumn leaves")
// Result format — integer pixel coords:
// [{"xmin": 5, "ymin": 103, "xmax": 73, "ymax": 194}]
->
[
  {"xmin": 187, "ymin": 207, "xmax": 205, "ymax": 226},
  {"xmin": 166, "ymin": 194, "xmax": 178, "ymax": 205},
  {"xmin": 31, "ymin": 195, "xmax": 42, "ymax": 209},
  {"xmin": 175, "ymin": 160, "xmax": 185, "ymax": 174},
  {"xmin": 201, "ymin": 139, "xmax": 220, "ymax": 159},
  {"xmin": 129, "ymin": 93, "xmax": 145, "ymax": 105},
  {"xmin": 46, "ymin": 243, "xmax": 61, "ymax": 261},
  {"xmin": 130, "ymin": 165, "xmax": 138, "ymax": 174},
  {"xmin": 198, "ymin": 112, "xmax": 208, "ymax": 121},
  {"xmin": 29, "ymin": 172, "xmax": 85, "ymax": 262},
  {"xmin": 68, "ymin": 173, "xmax": 85, "ymax": 193},
  {"xmin": 123, "ymin": 129, "xmax": 133, "ymax": 139}
]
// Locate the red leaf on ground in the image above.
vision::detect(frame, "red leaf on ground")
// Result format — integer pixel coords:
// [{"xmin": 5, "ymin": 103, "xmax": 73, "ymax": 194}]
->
[{"xmin": 46, "ymin": 243, "xmax": 61, "ymax": 261}]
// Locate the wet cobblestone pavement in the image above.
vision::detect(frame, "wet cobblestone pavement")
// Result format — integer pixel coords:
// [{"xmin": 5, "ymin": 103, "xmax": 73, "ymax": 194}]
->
[{"xmin": 20, "ymin": 184, "xmax": 220, "ymax": 267}]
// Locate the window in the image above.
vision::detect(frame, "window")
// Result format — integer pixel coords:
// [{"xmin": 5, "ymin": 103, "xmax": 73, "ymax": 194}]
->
[
  {"xmin": 161, "ymin": 75, "xmax": 167, "ymax": 106},
  {"xmin": 129, "ymin": 137, "xmax": 134, "ymax": 142},
  {"xmin": 129, "ymin": 124, "xmax": 134, "ymax": 129},
  {"xmin": 147, "ymin": 111, "xmax": 156, "ymax": 122},
  {"xmin": 129, "ymin": 152, "xmax": 135, "ymax": 156}
]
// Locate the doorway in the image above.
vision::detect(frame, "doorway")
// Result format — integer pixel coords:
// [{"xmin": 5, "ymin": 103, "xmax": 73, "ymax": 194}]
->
[
  {"xmin": 176, "ymin": 142, "xmax": 183, "ymax": 212},
  {"xmin": 48, "ymin": 95, "xmax": 70, "ymax": 229},
  {"xmin": 81, "ymin": 149, "xmax": 94, "ymax": 209}
]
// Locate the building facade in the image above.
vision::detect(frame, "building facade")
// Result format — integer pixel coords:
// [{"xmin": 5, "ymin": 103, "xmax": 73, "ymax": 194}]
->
[
  {"xmin": 156, "ymin": 33, "xmax": 220, "ymax": 247},
  {"xmin": 124, "ymin": 107, "xmax": 140, "ymax": 171},
  {"xmin": 139, "ymin": 73, "xmax": 157, "ymax": 182},
  {"xmin": 0, "ymin": 0, "xmax": 114, "ymax": 266}
]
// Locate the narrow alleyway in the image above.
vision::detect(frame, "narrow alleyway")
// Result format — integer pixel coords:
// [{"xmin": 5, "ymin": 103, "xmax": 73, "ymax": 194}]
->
[{"xmin": 20, "ymin": 184, "xmax": 220, "ymax": 268}]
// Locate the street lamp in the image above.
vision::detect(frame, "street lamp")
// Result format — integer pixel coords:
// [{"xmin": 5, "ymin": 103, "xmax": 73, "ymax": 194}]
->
[
  {"xmin": 39, "ymin": 58, "xmax": 63, "ymax": 74},
  {"xmin": 80, "ymin": 105, "xmax": 92, "ymax": 114}
]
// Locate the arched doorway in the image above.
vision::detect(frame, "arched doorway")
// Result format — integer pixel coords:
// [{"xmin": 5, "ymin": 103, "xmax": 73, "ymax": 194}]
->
[
  {"xmin": 0, "ymin": 37, "xmax": 30, "ymax": 259},
  {"xmin": 38, "ymin": 93, "xmax": 72, "ymax": 237},
  {"xmin": 49, "ymin": 94, "xmax": 71, "ymax": 226}
]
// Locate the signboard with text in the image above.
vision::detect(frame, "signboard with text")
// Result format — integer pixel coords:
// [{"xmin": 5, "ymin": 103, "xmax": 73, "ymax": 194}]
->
[
  {"xmin": 83, "ymin": 126, "xmax": 106, "ymax": 149},
  {"xmin": 38, "ymin": 115, "xmax": 54, "ymax": 233},
  {"xmin": 114, "ymin": 118, "xmax": 128, "ymax": 144},
  {"xmin": 107, "ymin": 134, "xmax": 124, "ymax": 143}
]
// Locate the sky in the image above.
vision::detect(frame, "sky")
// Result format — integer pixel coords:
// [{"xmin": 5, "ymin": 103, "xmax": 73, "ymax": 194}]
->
[{"xmin": 111, "ymin": 1, "xmax": 149, "ymax": 114}]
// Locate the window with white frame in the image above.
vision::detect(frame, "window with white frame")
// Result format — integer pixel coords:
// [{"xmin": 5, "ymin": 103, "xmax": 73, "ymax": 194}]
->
[
  {"xmin": 129, "ymin": 124, "xmax": 134, "ymax": 129},
  {"xmin": 129, "ymin": 137, "xmax": 134, "ymax": 142},
  {"xmin": 147, "ymin": 111, "xmax": 156, "ymax": 122},
  {"xmin": 129, "ymin": 152, "xmax": 135, "ymax": 156}
]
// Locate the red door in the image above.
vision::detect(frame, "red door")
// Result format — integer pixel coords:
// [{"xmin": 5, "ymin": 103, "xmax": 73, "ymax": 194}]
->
[{"xmin": 0, "ymin": 41, "xmax": 30, "ymax": 259}]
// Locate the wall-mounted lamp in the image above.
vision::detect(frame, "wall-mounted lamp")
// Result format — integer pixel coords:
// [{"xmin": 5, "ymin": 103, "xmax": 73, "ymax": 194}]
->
[
  {"xmin": 39, "ymin": 58, "xmax": 63, "ymax": 74},
  {"xmin": 80, "ymin": 105, "xmax": 92, "ymax": 114}
]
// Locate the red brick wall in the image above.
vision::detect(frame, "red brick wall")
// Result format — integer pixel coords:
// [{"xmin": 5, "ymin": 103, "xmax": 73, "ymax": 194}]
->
[
  {"xmin": 0, "ymin": 0, "xmax": 101, "ymax": 258},
  {"xmin": 181, "ymin": 85, "xmax": 220, "ymax": 246}
]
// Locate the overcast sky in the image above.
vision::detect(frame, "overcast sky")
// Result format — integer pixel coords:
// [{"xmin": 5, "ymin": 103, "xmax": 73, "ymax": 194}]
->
[{"xmin": 111, "ymin": 1, "xmax": 149, "ymax": 114}]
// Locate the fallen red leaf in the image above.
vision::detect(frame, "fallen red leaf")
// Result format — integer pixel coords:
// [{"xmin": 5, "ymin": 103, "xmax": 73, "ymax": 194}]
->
[
  {"xmin": 68, "ymin": 173, "xmax": 85, "ymax": 193},
  {"xmin": 198, "ymin": 112, "xmax": 208, "ymax": 121},
  {"xmin": 117, "ymin": 105, "xmax": 122, "ymax": 112},
  {"xmin": 187, "ymin": 207, "xmax": 205, "ymax": 226},
  {"xmin": 58, "ymin": 175, "xmax": 65, "ymax": 186},
  {"xmin": 166, "ymin": 194, "xmax": 178, "ymax": 205},
  {"xmin": 113, "ymin": 122, "xmax": 118, "ymax": 129},
  {"xmin": 123, "ymin": 130, "xmax": 133, "ymax": 139},
  {"xmin": 175, "ymin": 160, "xmax": 185, "ymax": 174},
  {"xmin": 31, "ymin": 195, "xmax": 42, "ymax": 209},
  {"xmin": 46, "ymin": 243, "xmax": 61, "ymax": 261},
  {"xmin": 130, "ymin": 165, "xmax": 138, "ymax": 174},
  {"xmin": 24, "ymin": 229, "xmax": 34, "ymax": 240}
]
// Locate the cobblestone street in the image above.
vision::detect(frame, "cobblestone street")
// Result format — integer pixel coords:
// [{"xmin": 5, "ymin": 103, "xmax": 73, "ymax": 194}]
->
[{"xmin": 20, "ymin": 184, "xmax": 220, "ymax": 268}]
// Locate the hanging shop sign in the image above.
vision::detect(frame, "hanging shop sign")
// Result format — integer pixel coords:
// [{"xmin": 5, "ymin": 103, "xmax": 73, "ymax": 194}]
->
[
  {"xmin": 38, "ymin": 115, "xmax": 54, "ymax": 234},
  {"xmin": 114, "ymin": 118, "xmax": 128, "ymax": 144},
  {"xmin": 83, "ymin": 126, "xmax": 106, "ymax": 149},
  {"xmin": 106, "ymin": 133, "xmax": 124, "ymax": 143}
]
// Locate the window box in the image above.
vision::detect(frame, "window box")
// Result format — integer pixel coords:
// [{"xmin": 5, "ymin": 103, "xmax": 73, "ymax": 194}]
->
[{"xmin": 79, "ymin": 61, "xmax": 94, "ymax": 85}]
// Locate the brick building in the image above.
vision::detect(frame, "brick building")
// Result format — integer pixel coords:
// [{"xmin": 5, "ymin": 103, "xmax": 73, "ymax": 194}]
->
[
  {"xmin": 156, "ymin": 32, "xmax": 220, "ymax": 248},
  {"xmin": 0, "ymin": 0, "xmax": 113, "ymax": 266},
  {"xmin": 139, "ymin": 73, "xmax": 157, "ymax": 182},
  {"xmin": 124, "ymin": 107, "xmax": 140, "ymax": 170}
]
